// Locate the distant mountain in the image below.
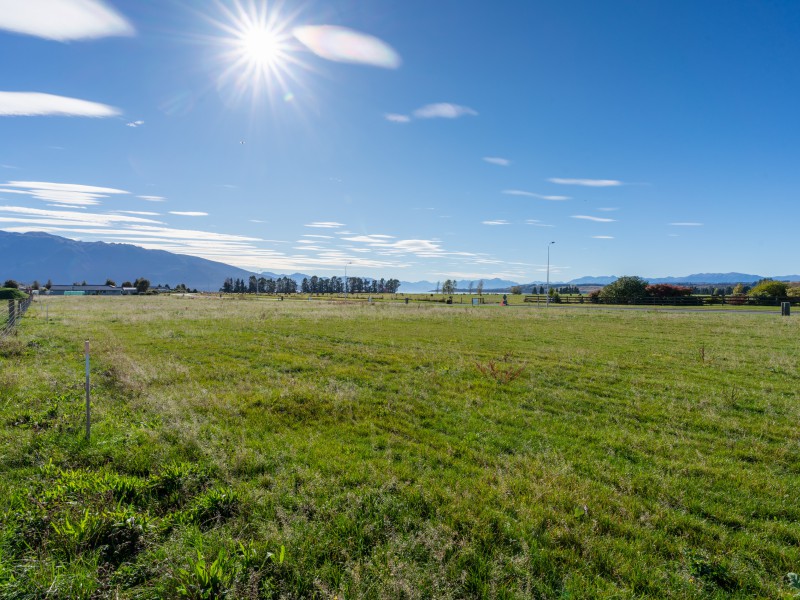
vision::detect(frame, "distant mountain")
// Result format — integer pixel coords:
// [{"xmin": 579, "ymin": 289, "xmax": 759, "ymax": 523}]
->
[
  {"xmin": 648, "ymin": 273, "xmax": 764, "ymax": 284},
  {"xmin": 567, "ymin": 275, "xmax": 619, "ymax": 285},
  {"xmin": 458, "ymin": 278, "xmax": 520, "ymax": 291},
  {"xmin": 4, "ymin": 230, "xmax": 796, "ymax": 292},
  {"xmin": 399, "ymin": 280, "xmax": 436, "ymax": 293},
  {"xmin": 1, "ymin": 231, "xmax": 256, "ymax": 291}
]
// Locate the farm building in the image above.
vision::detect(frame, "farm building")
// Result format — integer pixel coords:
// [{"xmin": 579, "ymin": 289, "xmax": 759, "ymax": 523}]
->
[{"xmin": 47, "ymin": 284, "xmax": 125, "ymax": 296}]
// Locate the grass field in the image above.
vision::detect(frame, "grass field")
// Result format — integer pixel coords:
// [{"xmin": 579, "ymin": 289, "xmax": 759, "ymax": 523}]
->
[{"xmin": 1, "ymin": 296, "xmax": 799, "ymax": 598}]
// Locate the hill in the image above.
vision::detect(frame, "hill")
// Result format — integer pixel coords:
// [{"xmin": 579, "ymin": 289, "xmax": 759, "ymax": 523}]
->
[{"xmin": 0, "ymin": 230, "xmax": 256, "ymax": 291}]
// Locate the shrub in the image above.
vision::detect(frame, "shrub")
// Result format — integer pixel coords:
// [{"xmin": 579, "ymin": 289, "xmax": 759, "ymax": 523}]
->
[
  {"xmin": 646, "ymin": 284, "xmax": 692, "ymax": 297},
  {"xmin": 599, "ymin": 276, "xmax": 648, "ymax": 304},
  {"xmin": 0, "ymin": 288, "xmax": 28, "ymax": 300},
  {"xmin": 748, "ymin": 279, "xmax": 788, "ymax": 297}
]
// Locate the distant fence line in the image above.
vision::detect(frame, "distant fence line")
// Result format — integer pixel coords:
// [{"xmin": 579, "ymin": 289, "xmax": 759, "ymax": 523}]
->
[
  {"xmin": 524, "ymin": 294, "xmax": 800, "ymax": 307},
  {"xmin": 1, "ymin": 296, "xmax": 33, "ymax": 338}
]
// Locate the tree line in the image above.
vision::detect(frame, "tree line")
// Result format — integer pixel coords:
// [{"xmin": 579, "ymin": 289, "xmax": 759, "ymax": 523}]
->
[{"xmin": 221, "ymin": 276, "xmax": 402, "ymax": 295}]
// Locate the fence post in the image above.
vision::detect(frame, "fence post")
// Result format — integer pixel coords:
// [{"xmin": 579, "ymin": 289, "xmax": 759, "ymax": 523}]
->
[
  {"xmin": 7, "ymin": 300, "xmax": 14, "ymax": 326},
  {"xmin": 781, "ymin": 302, "xmax": 790, "ymax": 317},
  {"xmin": 85, "ymin": 340, "xmax": 91, "ymax": 440}
]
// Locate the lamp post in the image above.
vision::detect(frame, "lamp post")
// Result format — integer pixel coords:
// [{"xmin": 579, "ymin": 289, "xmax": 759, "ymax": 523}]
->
[
  {"xmin": 546, "ymin": 241, "xmax": 555, "ymax": 306},
  {"xmin": 344, "ymin": 261, "xmax": 352, "ymax": 298}
]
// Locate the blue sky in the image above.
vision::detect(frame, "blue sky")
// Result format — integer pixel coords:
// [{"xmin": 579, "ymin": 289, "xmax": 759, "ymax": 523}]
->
[{"xmin": 1, "ymin": 0, "xmax": 798, "ymax": 282}]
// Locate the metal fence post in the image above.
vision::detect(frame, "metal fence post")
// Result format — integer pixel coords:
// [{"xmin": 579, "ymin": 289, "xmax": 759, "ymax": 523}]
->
[{"xmin": 781, "ymin": 302, "xmax": 790, "ymax": 317}]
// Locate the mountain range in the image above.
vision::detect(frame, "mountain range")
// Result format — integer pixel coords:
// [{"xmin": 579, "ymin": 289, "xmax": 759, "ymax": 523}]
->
[{"xmin": 2, "ymin": 231, "xmax": 798, "ymax": 291}]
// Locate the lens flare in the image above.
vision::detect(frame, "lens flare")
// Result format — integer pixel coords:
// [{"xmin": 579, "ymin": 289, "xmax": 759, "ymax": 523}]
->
[
  {"xmin": 293, "ymin": 25, "xmax": 401, "ymax": 69},
  {"xmin": 208, "ymin": 0, "xmax": 306, "ymax": 105}
]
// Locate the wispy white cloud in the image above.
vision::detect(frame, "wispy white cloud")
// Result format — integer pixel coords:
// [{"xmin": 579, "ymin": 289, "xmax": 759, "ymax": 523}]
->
[
  {"xmin": 138, "ymin": 195, "xmax": 166, "ymax": 202},
  {"xmin": 525, "ymin": 219, "xmax": 554, "ymax": 227},
  {"xmin": 0, "ymin": 205, "xmax": 161, "ymax": 226},
  {"xmin": 0, "ymin": 92, "xmax": 120, "ymax": 117},
  {"xmin": 483, "ymin": 157, "xmax": 510, "ymax": 167},
  {"xmin": 592, "ymin": 235, "xmax": 614, "ymax": 239},
  {"xmin": 249, "ymin": 219, "xmax": 265, "ymax": 223},
  {"xmin": 306, "ymin": 221, "xmax": 345, "ymax": 228},
  {"xmin": 301, "ymin": 234, "xmax": 333, "ymax": 239},
  {"xmin": 339, "ymin": 234, "xmax": 476, "ymax": 259},
  {"xmin": 126, "ymin": 120, "xmax": 144, "ymax": 127},
  {"xmin": 572, "ymin": 215, "xmax": 616, "ymax": 222},
  {"xmin": 0, "ymin": 0, "xmax": 135, "ymax": 41},
  {"xmin": 169, "ymin": 211, "xmax": 208, "ymax": 217},
  {"xmin": 293, "ymin": 25, "xmax": 401, "ymax": 69},
  {"xmin": 1, "ymin": 164, "xmax": 19, "ymax": 169},
  {"xmin": 597, "ymin": 207, "xmax": 619, "ymax": 212},
  {"xmin": 549, "ymin": 178, "xmax": 622, "ymax": 187},
  {"xmin": 503, "ymin": 189, "xmax": 570, "ymax": 201},
  {"xmin": 482, "ymin": 219, "xmax": 510, "ymax": 225},
  {"xmin": 413, "ymin": 103, "xmax": 477, "ymax": 119},
  {"xmin": 385, "ymin": 113, "xmax": 410, "ymax": 123},
  {"xmin": 0, "ymin": 180, "xmax": 128, "ymax": 206},
  {"xmin": 669, "ymin": 222, "xmax": 703, "ymax": 226},
  {"xmin": 114, "ymin": 210, "xmax": 160, "ymax": 216}
]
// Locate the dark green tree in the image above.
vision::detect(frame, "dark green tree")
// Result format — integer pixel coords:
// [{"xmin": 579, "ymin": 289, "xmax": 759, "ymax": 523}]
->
[
  {"xmin": 134, "ymin": 278, "xmax": 150, "ymax": 293},
  {"xmin": 599, "ymin": 276, "xmax": 648, "ymax": 304}
]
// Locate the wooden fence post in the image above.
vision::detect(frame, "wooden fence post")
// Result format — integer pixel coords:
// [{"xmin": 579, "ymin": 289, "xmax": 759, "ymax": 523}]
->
[{"xmin": 85, "ymin": 341, "xmax": 91, "ymax": 441}]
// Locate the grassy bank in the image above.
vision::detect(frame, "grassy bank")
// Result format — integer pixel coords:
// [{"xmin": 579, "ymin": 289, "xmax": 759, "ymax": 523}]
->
[{"xmin": 1, "ymin": 296, "xmax": 799, "ymax": 598}]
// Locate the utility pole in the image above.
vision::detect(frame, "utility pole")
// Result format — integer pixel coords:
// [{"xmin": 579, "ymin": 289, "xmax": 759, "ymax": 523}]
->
[{"xmin": 546, "ymin": 241, "xmax": 555, "ymax": 306}]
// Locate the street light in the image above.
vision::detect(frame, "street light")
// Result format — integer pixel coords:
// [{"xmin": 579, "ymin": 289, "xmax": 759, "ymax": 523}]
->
[
  {"xmin": 344, "ymin": 261, "xmax": 352, "ymax": 298},
  {"xmin": 546, "ymin": 241, "xmax": 555, "ymax": 306}
]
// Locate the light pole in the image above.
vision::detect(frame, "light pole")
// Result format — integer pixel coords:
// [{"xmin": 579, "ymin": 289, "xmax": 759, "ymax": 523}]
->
[
  {"xmin": 546, "ymin": 241, "xmax": 555, "ymax": 306},
  {"xmin": 344, "ymin": 261, "xmax": 352, "ymax": 298}
]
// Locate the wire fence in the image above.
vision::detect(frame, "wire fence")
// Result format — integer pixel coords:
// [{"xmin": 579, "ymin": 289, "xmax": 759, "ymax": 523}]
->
[{"xmin": 1, "ymin": 296, "xmax": 33, "ymax": 338}]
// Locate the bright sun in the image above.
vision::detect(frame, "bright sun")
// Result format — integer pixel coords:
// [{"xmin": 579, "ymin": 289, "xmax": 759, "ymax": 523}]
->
[
  {"xmin": 211, "ymin": 1, "xmax": 303, "ymax": 102},
  {"xmin": 239, "ymin": 25, "xmax": 285, "ymax": 69}
]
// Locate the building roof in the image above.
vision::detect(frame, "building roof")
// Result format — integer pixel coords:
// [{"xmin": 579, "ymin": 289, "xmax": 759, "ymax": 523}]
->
[{"xmin": 49, "ymin": 284, "xmax": 118, "ymax": 292}]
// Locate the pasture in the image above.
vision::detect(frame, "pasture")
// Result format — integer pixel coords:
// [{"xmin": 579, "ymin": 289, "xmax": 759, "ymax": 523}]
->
[{"xmin": 1, "ymin": 296, "xmax": 799, "ymax": 599}]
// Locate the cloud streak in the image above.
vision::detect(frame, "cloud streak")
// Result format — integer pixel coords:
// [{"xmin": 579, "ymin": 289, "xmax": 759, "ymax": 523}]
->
[
  {"xmin": 0, "ymin": 180, "xmax": 128, "ymax": 206},
  {"xmin": 385, "ymin": 113, "xmax": 410, "ymax": 123},
  {"xmin": 169, "ymin": 211, "xmax": 208, "ymax": 217},
  {"xmin": 482, "ymin": 220, "xmax": 510, "ymax": 225},
  {"xmin": 572, "ymin": 215, "xmax": 616, "ymax": 222},
  {"xmin": 0, "ymin": 92, "xmax": 120, "ymax": 117},
  {"xmin": 293, "ymin": 25, "xmax": 401, "ymax": 69},
  {"xmin": 503, "ymin": 189, "xmax": 570, "ymax": 201},
  {"xmin": 549, "ymin": 178, "xmax": 622, "ymax": 187},
  {"xmin": 0, "ymin": 0, "xmax": 135, "ymax": 41},
  {"xmin": 483, "ymin": 157, "xmax": 510, "ymax": 166},
  {"xmin": 305, "ymin": 221, "xmax": 345, "ymax": 228},
  {"xmin": 413, "ymin": 103, "xmax": 477, "ymax": 119}
]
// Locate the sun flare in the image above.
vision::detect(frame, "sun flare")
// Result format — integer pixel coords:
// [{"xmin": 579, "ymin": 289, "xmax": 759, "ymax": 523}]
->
[
  {"xmin": 210, "ymin": 1, "xmax": 304, "ymax": 103},
  {"xmin": 240, "ymin": 25, "xmax": 283, "ymax": 68}
]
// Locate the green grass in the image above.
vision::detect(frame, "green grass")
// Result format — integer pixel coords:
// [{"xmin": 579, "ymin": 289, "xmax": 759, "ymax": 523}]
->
[{"xmin": 1, "ymin": 296, "xmax": 799, "ymax": 598}]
